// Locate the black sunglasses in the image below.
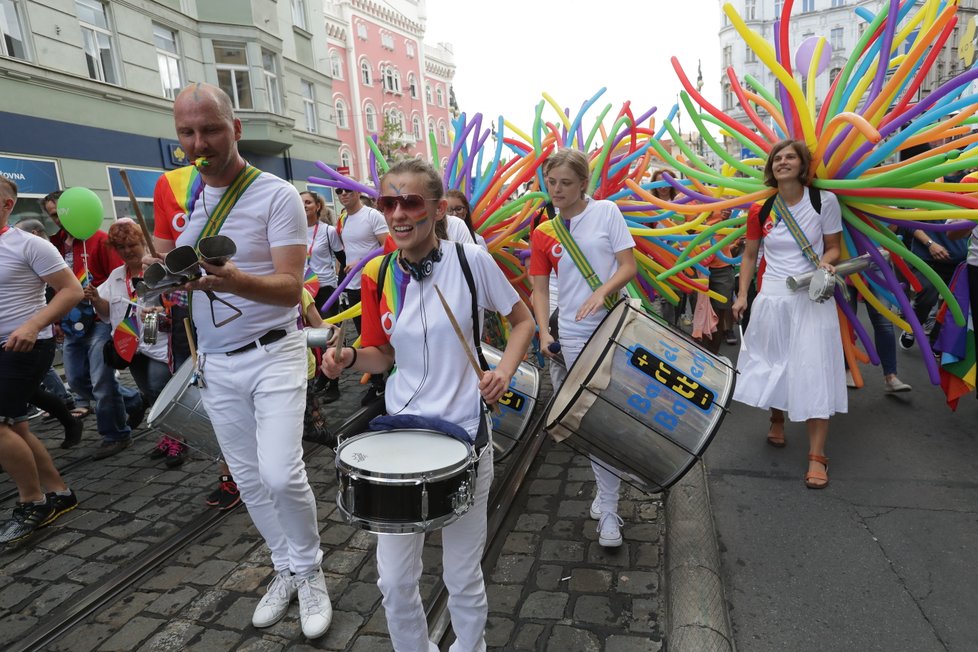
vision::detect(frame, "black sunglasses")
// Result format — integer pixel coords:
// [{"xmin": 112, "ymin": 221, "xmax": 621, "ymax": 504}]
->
[
  {"xmin": 335, "ymin": 188, "xmax": 353, "ymax": 195},
  {"xmin": 376, "ymin": 194, "xmax": 437, "ymax": 215}
]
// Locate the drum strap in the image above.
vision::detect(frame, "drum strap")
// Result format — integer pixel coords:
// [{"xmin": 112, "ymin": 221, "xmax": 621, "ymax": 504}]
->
[
  {"xmin": 195, "ymin": 164, "xmax": 262, "ymax": 244},
  {"xmin": 770, "ymin": 194, "xmax": 821, "ymax": 269},
  {"xmin": 550, "ymin": 216, "xmax": 618, "ymax": 312}
]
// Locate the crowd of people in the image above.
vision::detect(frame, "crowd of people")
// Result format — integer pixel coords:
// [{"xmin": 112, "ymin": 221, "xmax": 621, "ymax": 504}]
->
[{"xmin": 1, "ymin": 82, "xmax": 975, "ymax": 649}]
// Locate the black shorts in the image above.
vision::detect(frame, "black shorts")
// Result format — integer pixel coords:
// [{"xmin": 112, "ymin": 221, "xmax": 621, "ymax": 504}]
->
[
  {"xmin": 0, "ymin": 338, "xmax": 55, "ymax": 424},
  {"xmin": 708, "ymin": 266, "xmax": 736, "ymax": 312}
]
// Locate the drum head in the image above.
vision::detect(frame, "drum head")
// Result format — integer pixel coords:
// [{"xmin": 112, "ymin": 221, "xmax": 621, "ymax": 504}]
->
[
  {"xmin": 148, "ymin": 358, "xmax": 194, "ymax": 425},
  {"xmin": 337, "ymin": 430, "xmax": 470, "ymax": 477}
]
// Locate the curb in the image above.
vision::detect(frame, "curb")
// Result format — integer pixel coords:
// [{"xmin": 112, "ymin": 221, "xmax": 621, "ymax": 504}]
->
[{"xmin": 665, "ymin": 460, "xmax": 735, "ymax": 652}]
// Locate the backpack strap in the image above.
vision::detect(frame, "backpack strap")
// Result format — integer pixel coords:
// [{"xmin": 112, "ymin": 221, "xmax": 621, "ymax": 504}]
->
[
  {"xmin": 455, "ymin": 242, "xmax": 489, "ymax": 371},
  {"xmin": 375, "ymin": 252, "xmax": 395, "ymax": 305}
]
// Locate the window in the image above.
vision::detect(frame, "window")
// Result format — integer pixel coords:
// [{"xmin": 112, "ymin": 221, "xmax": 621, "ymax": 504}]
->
[
  {"xmin": 830, "ymin": 67, "xmax": 841, "ymax": 84},
  {"xmin": 406, "ymin": 41, "xmax": 415, "ymax": 57},
  {"xmin": 412, "ymin": 115, "xmax": 421, "ymax": 140},
  {"xmin": 722, "ymin": 83, "xmax": 733, "ymax": 111},
  {"xmin": 408, "ymin": 73, "xmax": 417, "ymax": 98},
  {"xmin": 744, "ymin": 0, "xmax": 755, "ymax": 20},
  {"xmin": 383, "ymin": 65, "xmax": 396, "ymax": 92},
  {"xmin": 425, "ymin": 83, "xmax": 432, "ymax": 104},
  {"xmin": 301, "ymin": 80, "xmax": 317, "ymax": 133},
  {"xmin": 291, "ymin": 0, "xmax": 307, "ymax": 30},
  {"xmin": 364, "ymin": 103, "xmax": 376, "ymax": 132},
  {"xmin": 262, "ymin": 49, "xmax": 282, "ymax": 114},
  {"xmin": 0, "ymin": 0, "xmax": 28, "ymax": 60},
  {"xmin": 436, "ymin": 85, "xmax": 444, "ymax": 107},
  {"xmin": 76, "ymin": 0, "xmax": 118, "ymax": 84},
  {"xmin": 360, "ymin": 59, "xmax": 371, "ymax": 85},
  {"xmin": 745, "ymin": 45, "xmax": 757, "ymax": 63},
  {"xmin": 830, "ymin": 28, "xmax": 844, "ymax": 51},
  {"xmin": 831, "ymin": 0, "xmax": 845, "ymax": 6},
  {"xmin": 329, "ymin": 50, "xmax": 342, "ymax": 79},
  {"xmin": 381, "ymin": 32, "xmax": 394, "ymax": 50},
  {"xmin": 427, "ymin": 118, "xmax": 435, "ymax": 139},
  {"xmin": 774, "ymin": 0, "xmax": 783, "ymax": 15},
  {"xmin": 439, "ymin": 121, "xmax": 448, "ymax": 145},
  {"xmin": 722, "ymin": 45, "xmax": 732, "ymax": 68},
  {"xmin": 214, "ymin": 41, "xmax": 252, "ymax": 109},
  {"xmin": 335, "ymin": 98, "xmax": 348, "ymax": 128},
  {"xmin": 340, "ymin": 150, "xmax": 352, "ymax": 170},
  {"xmin": 153, "ymin": 23, "xmax": 182, "ymax": 100},
  {"xmin": 356, "ymin": 22, "xmax": 367, "ymax": 39},
  {"xmin": 802, "ymin": 0, "xmax": 815, "ymax": 12}
]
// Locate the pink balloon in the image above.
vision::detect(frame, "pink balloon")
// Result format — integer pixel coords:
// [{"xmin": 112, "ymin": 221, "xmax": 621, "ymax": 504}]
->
[{"xmin": 795, "ymin": 36, "xmax": 833, "ymax": 76}]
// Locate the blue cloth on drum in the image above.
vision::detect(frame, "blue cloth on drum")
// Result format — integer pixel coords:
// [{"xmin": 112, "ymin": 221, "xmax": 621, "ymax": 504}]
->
[{"xmin": 368, "ymin": 414, "xmax": 472, "ymax": 445}]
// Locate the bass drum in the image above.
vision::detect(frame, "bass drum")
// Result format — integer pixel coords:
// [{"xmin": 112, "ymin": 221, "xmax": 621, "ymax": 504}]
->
[
  {"xmin": 335, "ymin": 429, "xmax": 477, "ymax": 534},
  {"xmin": 481, "ymin": 343, "xmax": 540, "ymax": 461},
  {"xmin": 546, "ymin": 300, "xmax": 736, "ymax": 493},
  {"xmin": 147, "ymin": 358, "xmax": 221, "ymax": 459}
]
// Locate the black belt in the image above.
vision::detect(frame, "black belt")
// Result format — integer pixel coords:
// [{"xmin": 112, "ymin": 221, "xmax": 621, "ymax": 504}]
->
[{"xmin": 225, "ymin": 329, "xmax": 288, "ymax": 355}]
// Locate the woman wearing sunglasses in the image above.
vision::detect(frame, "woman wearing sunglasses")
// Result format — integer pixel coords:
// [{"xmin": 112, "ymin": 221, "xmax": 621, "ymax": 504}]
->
[{"xmin": 322, "ymin": 159, "xmax": 535, "ymax": 651}]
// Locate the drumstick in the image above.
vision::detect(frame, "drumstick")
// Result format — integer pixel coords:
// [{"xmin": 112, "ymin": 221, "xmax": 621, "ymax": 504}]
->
[
  {"xmin": 184, "ymin": 317, "xmax": 197, "ymax": 364},
  {"xmin": 433, "ymin": 284, "xmax": 500, "ymax": 413},
  {"xmin": 333, "ymin": 320, "xmax": 346, "ymax": 363},
  {"xmin": 119, "ymin": 169, "xmax": 159, "ymax": 259}
]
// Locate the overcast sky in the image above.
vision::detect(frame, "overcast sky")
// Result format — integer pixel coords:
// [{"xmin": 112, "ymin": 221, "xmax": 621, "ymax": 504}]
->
[{"xmin": 422, "ymin": 0, "xmax": 724, "ymax": 138}]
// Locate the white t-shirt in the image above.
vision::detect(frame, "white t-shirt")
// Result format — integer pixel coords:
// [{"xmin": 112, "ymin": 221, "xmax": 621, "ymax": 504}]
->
[
  {"xmin": 446, "ymin": 215, "xmax": 476, "ymax": 245},
  {"xmin": 95, "ymin": 265, "xmax": 168, "ymax": 362},
  {"xmin": 761, "ymin": 189, "xmax": 843, "ymax": 282},
  {"xmin": 340, "ymin": 206, "xmax": 387, "ymax": 290},
  {"xmin": 0, "ymin": 228, "xmax": 67, "ymax": 341},
  {"xmin": 530, "ymin": 197, "xmax": 634, "ymax": 343},
  {"xmin": 175, "ymin": 172, "xmax": 306, "ymax": 353},
  {"xmin": 307, "ymin": 222, "xmax": 343, "ymax": 288},
  {"xmin": 361, "ymin": 241, "xmax": 521, "ymax": 437}
]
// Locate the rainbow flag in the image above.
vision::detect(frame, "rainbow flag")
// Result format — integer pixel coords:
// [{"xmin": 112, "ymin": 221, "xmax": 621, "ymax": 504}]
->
[
  {"xmin": 303, "ymin": 267, "xmax": 320, "ymax": 296},
  {"xmin": 76, "ymin": 267, "xmax": 89, "ymax": 288},
  {"xmin": 935, "ymin": 264, "xmax": 976, "ymax": 410},
  {"xmin": 113, "ymin": 312, "xmax": 140, "ymax": 362},
  {"xmin": 377, "ymin": 255, "xmax": 410, "ymax": 322}
]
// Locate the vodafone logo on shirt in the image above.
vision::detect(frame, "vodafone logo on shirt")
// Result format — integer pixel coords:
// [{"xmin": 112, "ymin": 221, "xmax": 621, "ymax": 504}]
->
[
  {"xmin": 381, "ymin": 311, "xmax": 395, "ymax": 335},
  {"xmin": 170, "ymin": 212, "xmax": 189, "ymax": 233},
  {"xmin": 551, "ymin": 243, "xmax": 563, "ymax": 258}
]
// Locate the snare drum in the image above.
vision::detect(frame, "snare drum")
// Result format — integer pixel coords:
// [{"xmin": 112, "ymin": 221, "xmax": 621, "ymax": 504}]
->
[
  {"xmin": 546, "ymin": 300, "xmax": 736, "ymax": 493},
  {"xmin": 335, "ymin": 430, "xmax": 477, "ymax": 534},
  {"xmin": 481, "ymin": 343, "xmax": 540, "ymax": 461},
  {"xmin": 147, "ymin": 359, "xmax": 221, "ymax": 458}
]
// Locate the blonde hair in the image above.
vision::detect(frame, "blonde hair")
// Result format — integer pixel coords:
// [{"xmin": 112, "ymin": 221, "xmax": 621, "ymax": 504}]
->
[{"xmin": 543, "ymin": 148, "xmax": 590, "ymax": 184}]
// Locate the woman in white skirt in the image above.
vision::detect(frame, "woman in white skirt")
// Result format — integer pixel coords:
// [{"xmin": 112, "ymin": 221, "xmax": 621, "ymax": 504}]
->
[{"xmin": 732, "ymin": 139, "xmax": 846, "ymax": 489}]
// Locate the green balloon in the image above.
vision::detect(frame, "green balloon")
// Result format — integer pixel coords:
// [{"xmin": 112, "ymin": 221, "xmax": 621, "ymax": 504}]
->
[{"xmin": 57, "ymin": 187, "xmax": 103, "ymax": 240}]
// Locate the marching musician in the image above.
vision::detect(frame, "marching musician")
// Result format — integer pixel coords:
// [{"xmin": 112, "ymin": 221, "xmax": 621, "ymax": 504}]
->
[
  {"xmin": 322, "ymin": 158, "xmax": 534, "ymax": 651},
  {"xmin": 155, "ymin": 83, "xmax": 331, "ymax": 638},
  {"xmin": 530, "ymin": 148, "xmax": 637, "ymax": 548}
]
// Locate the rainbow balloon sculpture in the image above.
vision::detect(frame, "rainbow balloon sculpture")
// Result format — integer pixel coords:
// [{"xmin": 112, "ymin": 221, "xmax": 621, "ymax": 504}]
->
[{"xmin": 311, "ymin": 0, "xmax": 978, "ymax": 406}]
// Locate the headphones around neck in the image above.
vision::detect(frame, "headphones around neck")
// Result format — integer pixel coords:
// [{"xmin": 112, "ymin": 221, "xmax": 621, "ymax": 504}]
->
[{"xmin": 398, "ymin": 245, "xmax": 443, "ymax": 281}]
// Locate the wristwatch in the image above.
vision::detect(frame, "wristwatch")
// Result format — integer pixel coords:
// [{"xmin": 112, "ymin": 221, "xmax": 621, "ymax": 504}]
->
[{"xmin": 925, "ymin": 239, "xmax": 934, "ymax": 247}]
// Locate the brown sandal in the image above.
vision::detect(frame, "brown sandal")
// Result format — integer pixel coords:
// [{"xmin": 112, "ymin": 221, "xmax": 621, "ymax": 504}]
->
[
  {"xmin": 805, "ymin": 454, "xmax": 829, "ymax": 489},
  {"xmin": 767, "ymin": 413, "xmax": 786, "ymax": 448}
]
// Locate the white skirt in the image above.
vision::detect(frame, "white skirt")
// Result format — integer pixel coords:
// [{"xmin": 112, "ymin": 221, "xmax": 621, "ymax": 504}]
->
[{"xmin": 733, "ymin": 281, "xmax": 847, "ymax": 421}]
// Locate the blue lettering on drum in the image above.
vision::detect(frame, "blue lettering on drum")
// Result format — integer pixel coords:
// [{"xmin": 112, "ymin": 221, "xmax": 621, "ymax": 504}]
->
[{"xmin": 626, "ymin": 345, "xmax": 715, "ymax": 411}]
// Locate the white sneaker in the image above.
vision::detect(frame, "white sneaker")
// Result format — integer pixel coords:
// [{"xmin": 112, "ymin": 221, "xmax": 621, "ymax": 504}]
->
[
  {"xmin": 589, "ymin": 496, "xmax": 601, "ymax": 520},
  {"xmin": 252, "ymin": 570, "xmax": 297, "ymax": 628},
  {"xmin": 597, "ymin": 513, "xmax": 624, "ymax": 548},
  {"xmin": 884, "ymin": 376, "xmax": 912, "ymax": 393},
  {"xmin": 296, "ymin": 568, "xmax": 332, "ymax": 638}
]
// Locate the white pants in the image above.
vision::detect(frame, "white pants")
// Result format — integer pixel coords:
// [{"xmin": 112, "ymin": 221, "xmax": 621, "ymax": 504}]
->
[
  {"xmin": 550, "ymin": 339, "xmax": 621, "ymax": 517},
  {"xmin": 199, "ymin": 330, "xmax": 322, "ymax": 575},
  {"xmin": 376, "ymin": 443, "xmax": 494, "ymax": 652}
]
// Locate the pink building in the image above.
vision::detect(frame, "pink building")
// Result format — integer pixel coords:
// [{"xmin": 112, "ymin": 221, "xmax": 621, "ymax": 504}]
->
[{"xmin": 324, "ymin": 0, "xmax": 456, "ymax": 184}]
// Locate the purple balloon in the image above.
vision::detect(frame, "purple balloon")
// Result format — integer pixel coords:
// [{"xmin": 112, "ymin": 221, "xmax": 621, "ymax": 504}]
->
[{"xmin": 795, "ymin": 36, "xmax": 833, "ymax": 76}]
